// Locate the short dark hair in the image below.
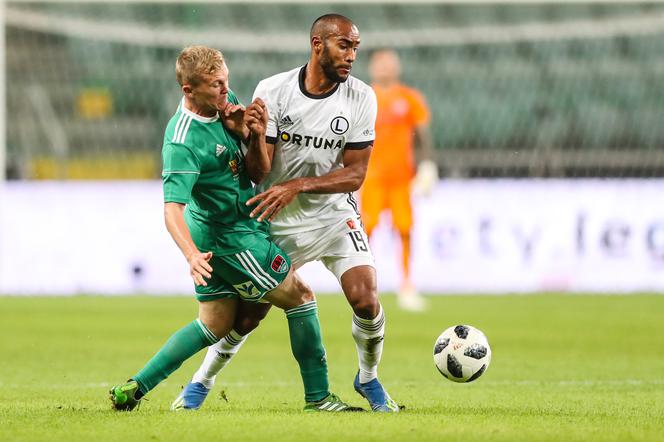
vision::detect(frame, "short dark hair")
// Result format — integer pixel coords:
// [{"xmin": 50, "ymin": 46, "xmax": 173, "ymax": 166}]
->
[{"xmin": 310, "ymin": 13, "xmax": 354, "ymax": 40}]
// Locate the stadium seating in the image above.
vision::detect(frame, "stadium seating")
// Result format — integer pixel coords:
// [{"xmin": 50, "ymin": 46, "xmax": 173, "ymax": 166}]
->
[{"xmin": 4, "ymin": 2, "xmax": 664, "ymax": 178}]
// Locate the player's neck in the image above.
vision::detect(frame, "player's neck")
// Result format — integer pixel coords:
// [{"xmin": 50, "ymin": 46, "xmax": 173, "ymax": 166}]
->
[
  {"xmin": 183, "ymin": 96, "xmax": 217, "ymax": 118},
  {"xmin": 374, "ymin": 80, "xmax": 399, "ymax": 90},
  {"xmin": 304, "ymin": 63, "xmax": 338, "ymax": 96}
]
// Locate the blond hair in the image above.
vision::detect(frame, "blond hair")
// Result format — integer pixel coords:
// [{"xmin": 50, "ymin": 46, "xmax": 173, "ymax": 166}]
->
[{"xmin": 175, "ymin": 45, "xmax": 225, "ymax": 86}]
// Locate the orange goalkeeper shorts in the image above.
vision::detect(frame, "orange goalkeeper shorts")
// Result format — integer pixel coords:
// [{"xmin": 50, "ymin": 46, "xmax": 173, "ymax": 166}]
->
[{"xmin": 360, "ymin": 179, "xmax": 413, "ymax": 234}]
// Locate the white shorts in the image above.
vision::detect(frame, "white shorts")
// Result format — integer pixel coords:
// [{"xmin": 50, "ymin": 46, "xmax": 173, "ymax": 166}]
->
[{"xmin": 271, "ymin": 215, "xmax": 374, "ymax": 280}]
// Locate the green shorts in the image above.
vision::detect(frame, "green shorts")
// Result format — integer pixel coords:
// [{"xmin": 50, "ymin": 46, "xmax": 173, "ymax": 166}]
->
[{"xmin": 195, "ymin": 238, "xmax": 291, "ymax": 303}]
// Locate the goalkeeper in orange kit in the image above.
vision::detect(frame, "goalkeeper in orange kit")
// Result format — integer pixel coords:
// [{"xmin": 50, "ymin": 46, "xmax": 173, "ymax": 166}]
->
[{"xmin": 360, "ymin": 48, "xmax": 437, "ymax": 312}]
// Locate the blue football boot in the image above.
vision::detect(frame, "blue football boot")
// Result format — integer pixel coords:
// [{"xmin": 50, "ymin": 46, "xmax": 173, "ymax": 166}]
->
[
  {"xmin": 170, "ymin": 381, "xmax": 210, "ymax": 410},
  {"xmin": 353, "ymin": 372, "xmax": 399, "ymax": 412}
]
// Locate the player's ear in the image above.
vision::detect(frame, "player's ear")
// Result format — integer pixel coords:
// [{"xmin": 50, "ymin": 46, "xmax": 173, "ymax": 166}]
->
[
  {"xmin": 182, "ymin": 84, "xmax": 193, "ymax": 96},
  {"xmin": 311, "ymin": 35, "xmax": 323, "ymax": 55}
]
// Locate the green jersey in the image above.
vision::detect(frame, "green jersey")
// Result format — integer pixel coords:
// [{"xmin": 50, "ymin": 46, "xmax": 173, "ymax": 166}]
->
[{"xmin": 162, "ymin": 91, "xmax": 267, "ymax": 255}]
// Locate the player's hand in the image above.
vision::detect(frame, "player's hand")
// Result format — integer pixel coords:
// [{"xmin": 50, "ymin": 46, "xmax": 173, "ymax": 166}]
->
[
  {"xmin": 412, "ymin": 160, "xmax": 439, "ymax": 197},
  {"xmin": 220, "ymin": 102, "xmax": 247, "ymax": 139},
  {"xmin": 244, "ymin": 98, "xmax": 268, "ymax": 136},
  {"xmin": 187, "ymin": 251, "xmax": 214, "ymax": 287},
  {"xmin": 246, "ymin": 179, "xmax": 303, "ymax": 222}
]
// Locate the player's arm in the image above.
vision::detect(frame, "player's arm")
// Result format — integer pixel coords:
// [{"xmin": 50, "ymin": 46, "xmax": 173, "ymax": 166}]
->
[
  {"xmin": 243, "ymin": 97, "xmax": 274, "ymax": 184},
  {"xmin": 245, "ymin": 82, "xmax": 279, "ymax": 184},
  {"xmin": 220, "ymin": 90, "xmax": 250, "ymax": 141},
  {"xmin": 220, "ymin": 102, "xmax": 249, "ymax": 141},
  {"xmin": 412, "ymin": 123, "xmax": 438, "ymax": 196},
  {"xmin": 298, "ymin": 146, "xmax": 371, "ymax": 193},
  {"xmin": 246, "ymin": 146, "xmax": 371, "ymax": 222},
  {"xmin": 162, "ymin": 143, "xmax": 212, "ymax": 286},
  {"xmin": 163, "ymin": 202, "xmax": 212, "ymax": 287},
  {"xmin": 411, "ymin": 90, "xmax": 438, "ymax": 195},
  {"xmin": 414, "ymin": 123, "xmax": 434, "ymax": 162}
]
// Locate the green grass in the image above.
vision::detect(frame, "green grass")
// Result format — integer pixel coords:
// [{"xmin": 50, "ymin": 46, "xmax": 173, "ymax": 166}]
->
[{"xmin": 1, "ymin": 294, "xmax": 663, "ymax": 442}]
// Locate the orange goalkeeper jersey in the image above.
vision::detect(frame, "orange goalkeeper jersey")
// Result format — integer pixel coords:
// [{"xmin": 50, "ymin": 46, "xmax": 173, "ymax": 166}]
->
[{"xmin": 366, "ymin": 83, "xmax": 430, "ymax": 183}]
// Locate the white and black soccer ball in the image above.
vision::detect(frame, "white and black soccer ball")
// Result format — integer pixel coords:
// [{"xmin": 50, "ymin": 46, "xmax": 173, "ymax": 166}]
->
[{"xmin": 433, "ymin": 325, "xmax": 491, "ymax": 383}]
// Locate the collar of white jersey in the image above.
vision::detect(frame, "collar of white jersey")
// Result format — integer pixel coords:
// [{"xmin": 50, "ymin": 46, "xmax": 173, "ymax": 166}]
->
[
  {"xmin": 179, "ymin": 98, "xmax": 220, "ymax": 123},
  {"xmin": 298, "ymin": 64, "xmax": 341, "ymax": 100}
]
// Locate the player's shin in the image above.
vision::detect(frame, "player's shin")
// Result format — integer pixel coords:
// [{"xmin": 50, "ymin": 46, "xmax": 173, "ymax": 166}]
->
[
  {"xmin": 352, "ymin": 304, "xmax": 385, "ymax": 384},
  {"xmin": 191, "ymin": 329, "xmax": 249, "ymax": 388},
  {"xmin": 132, "ymin": 319, "xmax": 220, "ymax": 396},
  {"xmin": 285, "ymin": 301, "xmax": 330, "ymax": 403}
]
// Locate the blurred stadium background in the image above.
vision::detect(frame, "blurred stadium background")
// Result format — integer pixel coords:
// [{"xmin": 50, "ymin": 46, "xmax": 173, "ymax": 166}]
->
[
  {"xmin": 2, "ymin": 5, "xmax": 663, "ymax": 440},
  {"xmin": 1, "ymin": 0, "xmax": 664, "ymax": 294},
  {"xmin": 4, "ymin": 0, "xmax": 664, "ymax": 180}
]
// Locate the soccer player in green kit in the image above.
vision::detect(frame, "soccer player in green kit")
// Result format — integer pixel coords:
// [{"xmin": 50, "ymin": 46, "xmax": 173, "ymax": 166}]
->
[{"xmin": 109, "ymin": 45, "xmax": 360, "ymax": 412}]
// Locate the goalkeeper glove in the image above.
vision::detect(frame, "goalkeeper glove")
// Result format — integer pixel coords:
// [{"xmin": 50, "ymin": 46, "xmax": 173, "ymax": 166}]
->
[{"xmin": 412, "ymin": 160, "xmax": 438, "ymax": 196}]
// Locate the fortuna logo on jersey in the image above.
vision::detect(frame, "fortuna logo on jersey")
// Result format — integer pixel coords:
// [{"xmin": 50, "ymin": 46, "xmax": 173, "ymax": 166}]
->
[
  {"xmin": 279, "ymin": 131, "xmax": 344, "ymax": 150},
  {"xmin": 270, "ymin": 255, "xmax": 289, "ymax": 273}
]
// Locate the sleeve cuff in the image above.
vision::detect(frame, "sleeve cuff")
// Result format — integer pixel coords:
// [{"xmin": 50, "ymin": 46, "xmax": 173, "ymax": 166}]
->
[
  {"xmin": 164, "ymin": 198, "xmax": 189, "ymax": 204},
  {"xmin": 344, "ymin": 140, "xmax": 374, "ymax": 150}
]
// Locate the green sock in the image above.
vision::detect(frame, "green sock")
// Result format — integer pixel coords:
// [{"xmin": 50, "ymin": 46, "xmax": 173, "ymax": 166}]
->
[
  {"xmin": 133, "ymin": 319, "xmax": 218, "ymax": 395},
  {"xmin": 285, "ymin": 301, "xmax": 329, "ymax": 403}
]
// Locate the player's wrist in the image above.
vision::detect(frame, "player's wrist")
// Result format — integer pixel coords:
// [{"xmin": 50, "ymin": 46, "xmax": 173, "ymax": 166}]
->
[
  {"xmin": 294, "ymin": 178, "xmax": 308, "ymax": 193},
  {"xmin": 249, "ymin": 129, "xmax": 266, "ymax": 141},
  {"xmin": 184, "ymin": 249, "xmax": 200, "ymax": 263}
]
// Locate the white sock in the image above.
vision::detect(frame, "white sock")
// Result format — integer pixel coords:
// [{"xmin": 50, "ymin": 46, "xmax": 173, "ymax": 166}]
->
[
  {"xmin": 191, "ymin": 329, "xmax": 248, "ymax": 389},
  {"xmin": 352, "ymin": 305, "xmax": 385, "ymax": 384}
]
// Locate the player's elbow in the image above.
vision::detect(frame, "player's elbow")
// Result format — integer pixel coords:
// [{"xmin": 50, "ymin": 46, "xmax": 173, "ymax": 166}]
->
[
  {"xmin": 249, "ymin": 166, "xmax": 270, "ymax": 185},
  {"xmin": 247, "ymin": 159, "xmax": 272, "ymax": 185},
  {"xmin": 163, "ymin": 202, "xmax": 185, "ymax": 224},
  {"xmin": 349, "ymin": 178, "xmax": 364, "ymax": 192},
  {"xmin": 349, "ymin": 167, "xmax": 367, "ymax": 191},
  {"xmin": 250, "ymin": 172, "xmax": 265, "ymax": 185}
]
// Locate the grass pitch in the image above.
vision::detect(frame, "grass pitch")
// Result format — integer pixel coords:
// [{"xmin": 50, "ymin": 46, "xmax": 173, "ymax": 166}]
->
[{"xmin": 1, "ymin": 294, "xmax": 663, "ymax": 442}]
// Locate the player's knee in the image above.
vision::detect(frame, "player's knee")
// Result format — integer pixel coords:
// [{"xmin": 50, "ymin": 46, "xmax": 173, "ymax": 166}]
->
[
  {"xmin": 351, "ymin": 297, "xmax": 379, "ymax": 319},
  {"xmin": 397, "ymin": 229, "xmax": 412, "ymax": 240},
  {"xmin": 234, "ymin": 312, "xmax": 264, "ymax": 335},
  {"xmin": 293, "ymin": 277, "xmax": 315, "ymax": 304},
  {"xmin": 347, "ymin": 284, "xmax": 379, "ymax": 319},
  {"xmin": 201, "ymin": 317, "xmax": 229, "ymax": 341},
  {"xmin": 233, "ymin": 301, "xmax": 272, "ymax": 335},
  {"xmin": 198, "ymin": 299, "xmax": 235, "ymax": 339}
]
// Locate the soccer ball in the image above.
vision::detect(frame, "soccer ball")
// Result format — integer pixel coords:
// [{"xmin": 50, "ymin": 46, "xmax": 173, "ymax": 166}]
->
[{"xmin": 433, "ymin": 325, "xmax": 491, "ymax": 383}]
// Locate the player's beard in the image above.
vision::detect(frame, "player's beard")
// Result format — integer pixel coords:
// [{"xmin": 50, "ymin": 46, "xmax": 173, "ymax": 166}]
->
[{"xmin": 320, "ymin": 44, "xmax": 349, "ymax": 84}]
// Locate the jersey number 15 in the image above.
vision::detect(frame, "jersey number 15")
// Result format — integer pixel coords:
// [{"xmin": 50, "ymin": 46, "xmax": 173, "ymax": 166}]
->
[{"xmin": 347, "ymin": 231, "xmax": 368, "ymax": 252}]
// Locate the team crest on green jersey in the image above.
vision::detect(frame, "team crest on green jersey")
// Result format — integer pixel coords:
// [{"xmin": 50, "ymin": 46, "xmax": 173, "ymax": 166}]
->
[
  {"xmin": 270, "ymin": 255, "xmax": 289, "ymax": 273},
  {"xmin": 228, "ymin": 159, "xmax": 239, "ymax": 176},
  {"xmin": 228, "ymin": 151, "xmax": 243, "ymax": 180}
]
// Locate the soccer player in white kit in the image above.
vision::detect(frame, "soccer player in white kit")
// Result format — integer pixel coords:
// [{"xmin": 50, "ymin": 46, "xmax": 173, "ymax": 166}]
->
[{"xmin": 173, "ymin": 14, "xmax": 399, "ymax": 413}]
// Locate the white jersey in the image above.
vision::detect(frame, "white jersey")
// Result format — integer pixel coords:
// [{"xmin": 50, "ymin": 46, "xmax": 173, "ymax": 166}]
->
[{"xmin": 253, "ymin": 65, "xmax": 377, "ymax": 235}]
